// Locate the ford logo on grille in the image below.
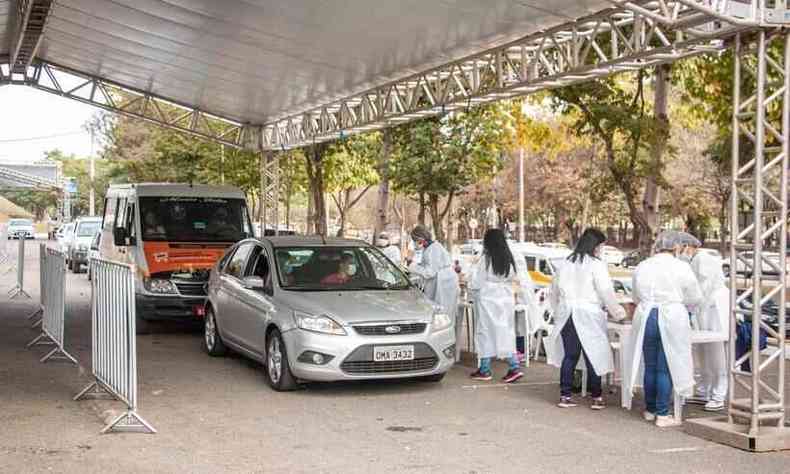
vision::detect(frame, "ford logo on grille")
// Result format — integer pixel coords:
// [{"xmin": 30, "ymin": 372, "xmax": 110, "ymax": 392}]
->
[{"xmin": 384, "ymin": 325, "xmax": 402, "ymax": 334}]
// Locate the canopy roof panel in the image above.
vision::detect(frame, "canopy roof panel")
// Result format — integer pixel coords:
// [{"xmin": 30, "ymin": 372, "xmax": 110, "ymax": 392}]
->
[{"xmin": 1, "ymin": 0, "xmax": 613, "ymax": 125}]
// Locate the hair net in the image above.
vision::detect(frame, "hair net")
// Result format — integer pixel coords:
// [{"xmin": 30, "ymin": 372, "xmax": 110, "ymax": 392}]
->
[
  {"xmin": 411, "ymin": 225, "xmax": 433, "ymax": 242},
  {"xmin": 678, "ymin": 232, "xmax": 702, "ymax": 248},
  {"xmin": 653, "ymin": 230, "xmax": 685, "ymax": 252}
]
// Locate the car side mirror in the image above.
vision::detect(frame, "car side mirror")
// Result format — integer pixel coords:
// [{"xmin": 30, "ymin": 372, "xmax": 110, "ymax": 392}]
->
[
  {"xmin": 242, "ymin": 276, "xmax": 265, "ymax": 290},
  {"xmin": 113, "ymin": 227, "xmax": 127, "ymax": 246}
]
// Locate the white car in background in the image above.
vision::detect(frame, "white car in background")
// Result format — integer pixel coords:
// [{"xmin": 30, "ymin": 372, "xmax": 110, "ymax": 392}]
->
[
  {"xmin": 57, "ymin": 222, "xmax": 75, "ymax": 254},
  {"xmin": 600, "ymin": 245, "xmax": 625, "ymax": 267},
  {"xmin": 6, "ymin": 218, "xmax": 35, "ymax": 239},
  {"xmin": 538, "ymin": 242, "xmax": 570, "ymax": 251}
]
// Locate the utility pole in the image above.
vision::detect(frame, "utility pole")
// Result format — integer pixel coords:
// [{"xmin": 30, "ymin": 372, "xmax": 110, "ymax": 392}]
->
[
  {"xmin": 89, "ymin": 128, "xmax": 95, "ymax": 216},
  {"xmin": 519, "ymin": 147, "xmax": 525, "ymax": 242}
]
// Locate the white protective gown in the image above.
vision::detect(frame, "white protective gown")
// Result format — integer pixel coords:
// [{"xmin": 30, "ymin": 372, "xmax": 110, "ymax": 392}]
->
[
  {"xmin": 623, "ymin": 253, "xmax": 703, "ymax": 409},
  {"xmin": 469, "ymin": 252, "xmax": 537, "ymax": 359},
  {"xmin": 546, "ymin": 257, "xmax": 625, "ymax": 375},
  {"xmin": 381, "ymin": 245, "xmax": 402, "ymax": 266},
  {"xmin": 691, "ymin": 251, "xmax": 729, "ymax": 402},
  {"xmin": 409, "ymin": 241, "xmax": 460, "ymax": 323}
]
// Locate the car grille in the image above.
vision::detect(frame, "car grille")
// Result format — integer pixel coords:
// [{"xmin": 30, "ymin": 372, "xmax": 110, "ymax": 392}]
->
[
  {"xmin": 341, "ymin": 357, "xmax": 438, "ymax": 374},
  {"xmin": 353, "ymin": 323, "xmax": 427, "ymax": 336},
  {"xmin": 174, "ymin": 282, "xmax": 207, "ymax": 297},
  {"xmin": 340, "ymin": 342, "xmax": 439, "ymax": 375}
]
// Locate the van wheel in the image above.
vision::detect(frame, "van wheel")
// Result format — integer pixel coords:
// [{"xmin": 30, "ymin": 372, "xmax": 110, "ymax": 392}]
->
[
  {"xmin": 135, "ymin": 314, "xmax": 153, "ymax": 335},
  {"xmin": 265, "ymin": 329, "xmax": 297, "ymax": 391}
]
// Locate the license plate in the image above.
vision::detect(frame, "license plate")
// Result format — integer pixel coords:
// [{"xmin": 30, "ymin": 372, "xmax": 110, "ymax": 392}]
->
[{"xmin": 373, "ymin": 345, "xmax": 414, "ymax": 362}]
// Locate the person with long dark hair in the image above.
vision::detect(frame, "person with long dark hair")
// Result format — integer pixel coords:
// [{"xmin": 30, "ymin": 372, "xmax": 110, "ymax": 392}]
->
[
  {"xmin": 547, "ymin": 228, "xmax": 625, "ymax": 409},
  {"xmin": 468, "ymin": 228, "xmax": 524, "ymax": 383}
]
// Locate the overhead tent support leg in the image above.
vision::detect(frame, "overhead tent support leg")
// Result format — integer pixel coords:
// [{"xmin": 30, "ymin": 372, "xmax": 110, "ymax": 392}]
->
[
  {"xmin": 685, "ymin": 30, "xmax": 790, "ymax": 452},
  {"xmin": 259, "ymin": 150, "xmax": 280, "ymax": 236}
]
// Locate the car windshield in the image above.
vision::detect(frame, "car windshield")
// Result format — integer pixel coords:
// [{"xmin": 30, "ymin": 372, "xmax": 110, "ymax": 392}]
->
[
  {"xmin": 9, "ymin": 219, "xmax": 32, "ymax": 226},
  {"xmin": 275, "ymin": 246, "xmax": 411, "ymax": 291},
  {"xmin": 139, "ymin": 196, "xmax": 251, "ymax": 242},
  {"xmin": 76, "ymin": 221, "xmax": 100, "ymax": 237}
]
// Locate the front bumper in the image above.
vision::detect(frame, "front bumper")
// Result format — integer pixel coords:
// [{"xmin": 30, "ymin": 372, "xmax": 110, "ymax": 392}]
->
[
  {"xmin": 72, "ymin": 250, "xmax": 88, "ymax": 264},
  {"xmin": 136, "ymin": 293, "xmax": 206, "ymax": 322},
  {"xmin": 9, "ymin": 231, "xmax": 33, "ymax": 239},
  {"xmin": 281, "ymin": 325, "xmax": 455, "ymax": 382}
]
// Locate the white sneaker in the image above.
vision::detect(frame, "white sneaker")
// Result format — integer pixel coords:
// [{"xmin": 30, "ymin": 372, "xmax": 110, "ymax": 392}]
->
[
  {"xmin": 655, "ymin": 416, "xmax": 682, "ymax": 428},
  {"xmin": 685, "ymin": 396, "xmax": 708, "ymax": 406},
  {"xmin": 643, "ymin": 411, "xmax": 656, "ymax": 422},
  {"xmin": 704, "ymin": 400, "xmax": 725, "ymax": 412}
]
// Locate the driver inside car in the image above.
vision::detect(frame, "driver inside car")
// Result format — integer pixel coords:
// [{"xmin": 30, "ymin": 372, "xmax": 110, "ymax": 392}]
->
[{"xmin": 321, "ymin": 254, "xmax": 357, "ymax": 285}]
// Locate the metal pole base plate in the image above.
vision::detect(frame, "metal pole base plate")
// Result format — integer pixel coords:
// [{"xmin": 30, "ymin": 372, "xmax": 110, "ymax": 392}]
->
[
  {"xmin": 40, "ymin": 346, "xmax": 77, "ymax": 364},
  {"xmin": 685, "ymin": 416, "xmax": 790, "ymax": 452}
]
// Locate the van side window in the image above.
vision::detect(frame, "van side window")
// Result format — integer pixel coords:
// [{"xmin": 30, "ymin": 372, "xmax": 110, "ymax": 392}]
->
[
  {"xmin": 125, "ymin": 203, "xmax": 136, "ymax": 240},
  {"xmin": 103, "ymin": 197, "xmax": 117, "ymax": 231},
  {"xmin": 114, "ymin": 198, "xmax": 127, "ymax": 232},
  {"xmin": 525, "ymin": 256, "xmax": 536, "ymax": 271}
]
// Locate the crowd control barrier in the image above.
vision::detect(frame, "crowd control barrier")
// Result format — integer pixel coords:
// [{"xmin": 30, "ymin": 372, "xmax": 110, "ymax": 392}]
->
[
  {"xmin": 7, "ymin": 237, "xmax": 30, "ymax": 299},
  {"xmin": 27, "ymin": 244, "xmax": 47, "ymax": 327},
  {"xmin": 27, "ymin": 247, "xmax": 77, "ymax": 364},
  {"xmin": 0, "ymin": 225, "xmax": 9, "ymax": 269},
  {"xmin": 74, "ymin": 258, "xmax": 156, "ymax": 434}
]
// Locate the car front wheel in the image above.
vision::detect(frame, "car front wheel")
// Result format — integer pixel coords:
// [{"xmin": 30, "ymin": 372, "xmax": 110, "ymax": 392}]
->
[
  {"xmin": 204, "ymin": 306, "xmax": 227, "ymax": 357},
  {"xmin": 265, "ymin": 329, "xmax": 297, "ymax": 391}
]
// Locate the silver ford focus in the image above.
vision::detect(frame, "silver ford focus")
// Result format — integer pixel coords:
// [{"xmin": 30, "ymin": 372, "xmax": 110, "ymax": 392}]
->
[{"xmin": 204, "ymin": 237, "xmax": 455, "ymax": 391}]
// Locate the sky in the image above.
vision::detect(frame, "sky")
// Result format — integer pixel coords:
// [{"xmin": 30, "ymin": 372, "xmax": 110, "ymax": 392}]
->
[{"xmin": 0, "ymin": 85, "xmax": 102, "ymax": 163}]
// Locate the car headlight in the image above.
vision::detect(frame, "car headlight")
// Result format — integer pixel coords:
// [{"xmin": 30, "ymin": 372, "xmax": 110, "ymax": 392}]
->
[
  {"xmin": 294, "ymin": 311, "xmax": 346, "ymax": 335},
  {"xmin": 432, "ymin": 311, "xmax": 452, "ymax": 332},
  {"xmin": 144, "ymin": 278, "xmax": 178, "ymax": 294}
]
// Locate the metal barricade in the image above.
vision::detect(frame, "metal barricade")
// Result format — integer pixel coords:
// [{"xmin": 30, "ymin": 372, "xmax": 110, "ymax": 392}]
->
[
  {"xmin": 27, "ymin": 247, "xmax": 77, "ymax": 363},
  {"xmin": 8, "ymin": 237, "xmax": 30, "ymax": 299},
  {"xmin": 74, "ymin": 258, "xmax": 156, "ymax": 434},
  {"xmin": 27, "ymin": 243, "xmax": 47, "ymax": 327},
  {"xmin": 0, "ymin": 224, "xmax": 9, "ymax": 268}
]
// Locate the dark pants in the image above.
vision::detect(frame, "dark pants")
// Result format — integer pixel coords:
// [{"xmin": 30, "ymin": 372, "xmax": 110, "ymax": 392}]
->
[
  {"xmin": 560, "ymin": 316, "xmax": 601, "ymax": 398},
  {"xmin": 643, "ymin": 308, "xmax": 673, "ymax": 416}
]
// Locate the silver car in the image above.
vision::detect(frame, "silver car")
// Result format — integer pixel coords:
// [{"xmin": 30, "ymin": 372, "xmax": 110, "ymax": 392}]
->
[{"xmin": 204, "ymin": 237, "xmax": 455, "ymax": 391}]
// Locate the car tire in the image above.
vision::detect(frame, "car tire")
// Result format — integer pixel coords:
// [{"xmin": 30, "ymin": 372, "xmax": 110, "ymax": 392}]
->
[
  {"xmin": 69, "ymin": 258, "xmax": 76, "ymax": 273},
  {"xmin": 135, "ymin": 314, "xmax": 154, "ymax": 335},
  {"xmin": 204, "ymin": 306, "xmax": 227, "ymax": 357},
  {"xmin": 418, "ymin": 373, "xmax": 446, "ymax": 383},
  {"xmin": 265, "ymin": 329, "xmax": 297, "ymax": 391}
]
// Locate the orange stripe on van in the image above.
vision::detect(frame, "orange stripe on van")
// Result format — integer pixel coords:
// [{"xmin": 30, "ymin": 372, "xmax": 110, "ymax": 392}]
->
[{"xmin": 143, "ymin": 241, "xmax": 231, "ymax": 275}]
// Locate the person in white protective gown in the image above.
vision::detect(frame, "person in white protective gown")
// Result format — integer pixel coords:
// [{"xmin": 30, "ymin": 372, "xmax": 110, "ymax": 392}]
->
[
  {"xmin": 468, "ymin": 228, "xmax": 527, "ymax": 383},
  {"xmin": 376, "ymin": 232, "xmax": 403, "ymax": 266},
  {"xmin": 547, "ymin": 228, "xmax": 626, "ymax": 410},
  {"xmin": 679, "ymin": 232, "xmax": 729, "ymax": 412},
  {"xmin": 624, "ymin": 230, "xmax": 703, "ymax": 428},
  {"xmin": 408, "ymin": 225, "xmax": 461, "ymax": 350}
]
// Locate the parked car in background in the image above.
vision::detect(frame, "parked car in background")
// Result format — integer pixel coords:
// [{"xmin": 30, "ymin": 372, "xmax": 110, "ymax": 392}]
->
[
  {"xmin": 600, "ymin": 245, "xmax": 625, "ymax": 266},
  {"xmin": 6, "ymin": 218, "xmax": 34, "ymax": 239},
  {"xmin": 622, "ymin": 250, "xmax": 643, "ymax": 268},
  {"xmin": 728, "ymin": 250, "xmax": 784, "ymax": 277},
  {"xmin": 204, "ymin": 236, "xmax": 455, "ymax": 391},
  {"xmin": 87, "ymin": 232, "xmax": 101, "ymax": 281},
  {"xmin": 56, "ymin": 222, "xmax": 75, "ymax": 254},
  {"xmin": 68, "ymin": 217, "xmax": 102, "ymax": 273},
  {"xmin": 510, "ymin": 242, "xmax": 570, "ymax": 287},
  {"xmin": 538, "ymin": 242, "xmax": 570, "ymax": 251}
]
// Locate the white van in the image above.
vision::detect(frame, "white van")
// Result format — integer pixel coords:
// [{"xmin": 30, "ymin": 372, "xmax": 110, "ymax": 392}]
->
[{"xmin": 100, "ymin": 183, "xmax": 253, "ymax": 333}]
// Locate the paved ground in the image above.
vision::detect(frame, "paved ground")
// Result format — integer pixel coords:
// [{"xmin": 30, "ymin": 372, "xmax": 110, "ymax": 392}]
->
[{"xmin": 2, "ymin": 241, "xmax": 790, "ymax": 473}]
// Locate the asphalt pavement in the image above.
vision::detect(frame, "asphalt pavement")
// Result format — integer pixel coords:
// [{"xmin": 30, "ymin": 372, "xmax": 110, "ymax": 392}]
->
[{"xmin": 2, "ymin": 240, "xmax": 790, "ymax": 473}]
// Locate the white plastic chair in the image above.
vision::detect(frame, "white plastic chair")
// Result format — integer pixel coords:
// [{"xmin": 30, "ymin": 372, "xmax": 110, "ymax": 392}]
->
[{"xmin": 532, "ymin": 287, "xmax": 554, "ymax": 360}]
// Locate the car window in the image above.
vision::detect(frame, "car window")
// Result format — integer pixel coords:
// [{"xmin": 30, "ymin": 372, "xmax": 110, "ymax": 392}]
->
[
  {"xmin": 539, "ymin": 259, "xmax": 552, "ymax": 275},
  {"xmin": 274, "ymin": 246, "xmax": 409, "ymax": 290},
  {"xmin": 246, "ymin": 246, "xmax": 273, "ymax": 288},
  {"xmin": 525, "ymin": 256, "xmax": 536, "ymax": 271},
  {"xmin": 225, "ymin": 243, "xmax": 254, "ymax": 279}
]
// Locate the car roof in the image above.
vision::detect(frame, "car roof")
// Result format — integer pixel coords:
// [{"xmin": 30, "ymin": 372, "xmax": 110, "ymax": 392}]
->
[{"xmin": 262, "ymin": 236, "xmax": 371, "ymax": 248}]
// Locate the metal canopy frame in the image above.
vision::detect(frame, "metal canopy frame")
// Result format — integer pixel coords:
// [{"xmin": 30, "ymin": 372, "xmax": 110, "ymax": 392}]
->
[{"xmin": 0, "ymin": 0, "xmax": 788, "ymax": 449}]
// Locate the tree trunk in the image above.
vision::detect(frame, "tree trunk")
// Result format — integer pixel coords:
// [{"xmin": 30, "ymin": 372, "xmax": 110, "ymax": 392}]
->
[
  {"xmin": 417, "ymin": 193, "xmax": 427, "ymax": 225},
  {"xmin": 304, "ymin": 143, "xmax": 329, "ymax": 236},
  {"xmin": 374, "ymin": 129, "xmax": 392, "ymax": 239},
  {"xmin": 718, "ymin": 200, "xmax": 728, "ymax": 253},
  {"xmin": 641, "ymin": 64, "xmax": 670, "ymax": 252},
  {"xmin": 428, "ymin": 195, "xmax": 446, "ymax": 243}
]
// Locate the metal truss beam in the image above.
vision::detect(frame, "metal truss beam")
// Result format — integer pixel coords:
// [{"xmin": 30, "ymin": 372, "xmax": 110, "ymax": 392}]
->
[
  {"xmin": 9, "ymin": 0, "xmax": 53, "ymax": 75},
  {"xmin": 0, "ymin": 60, "xmax": 261, "ymax": 151},
  {"xmin": 261, "ymin": 0, "xmax": 757, "ymax": 150},
  {"xmin": 0, "ymin": 165, "xmax": 60, "ymax": 190},
  {"xmin": 258, "ymin": 151, "xmax": 280, "ymax": 235}
]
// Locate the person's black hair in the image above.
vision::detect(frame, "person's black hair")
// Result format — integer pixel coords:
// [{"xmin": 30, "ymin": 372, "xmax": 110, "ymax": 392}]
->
[
  {"xmin": 569, "ymin": 228, "xmax": 606, "ymax": 264},
  {"xmin": 483, "ymin": 228, "xmax": 516, "ymax": 277}
]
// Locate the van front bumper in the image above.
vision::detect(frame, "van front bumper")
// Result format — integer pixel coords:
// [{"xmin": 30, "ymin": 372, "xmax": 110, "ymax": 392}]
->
[{"xmin": 136, "ymin": 293, "xmax": 206, "ymax": 322}]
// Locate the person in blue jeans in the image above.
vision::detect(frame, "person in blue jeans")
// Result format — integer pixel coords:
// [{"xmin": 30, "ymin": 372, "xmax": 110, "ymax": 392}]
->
[{"xmin": 643, "ymin": 308, "xmax": 672, "ymax": 417}]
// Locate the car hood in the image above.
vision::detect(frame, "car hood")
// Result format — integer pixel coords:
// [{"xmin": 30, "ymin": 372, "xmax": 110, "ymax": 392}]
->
[
  {"xmin": 278, "ymin": 288, "xmax": 436, "ymax": 324},
  {"xmin": 74, "ymin": 236, "xmax": 94, "ymax": 246}
]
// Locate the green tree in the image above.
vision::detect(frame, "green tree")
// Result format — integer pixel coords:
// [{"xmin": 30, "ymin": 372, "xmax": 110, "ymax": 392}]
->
[
  {"xmin": 390, "ymin": 104, "xmax": 509, "ymax": 242},
  {"xmin": 325, "ymin": 133, "xmax": 380, "ymax": 237}
]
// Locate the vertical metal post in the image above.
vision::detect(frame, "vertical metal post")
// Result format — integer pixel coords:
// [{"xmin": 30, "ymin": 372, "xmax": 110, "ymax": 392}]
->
[
  {"xmin": 519, "ymin": 147, "xmax": 525, "ymax": 242},
  {"xmin": 259, "ymin": 150, "xmax": 281, "ymax": 237},
  {"xmin": 89, "ymin": 128, "xmax": 96, "ymax": 216},
  {"xmin": 728, "ymin": 32, "xmax": 741, "ymax": 426}
]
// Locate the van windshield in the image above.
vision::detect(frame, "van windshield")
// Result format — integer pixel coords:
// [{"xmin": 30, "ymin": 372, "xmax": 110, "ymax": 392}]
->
[
  {"xmin": 77, "ymin": 221, "xmax": 101, "ymax": 237},
  {"xmin": 139, "ymin": 196, "xmax": 251, "ymax": 242}
]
